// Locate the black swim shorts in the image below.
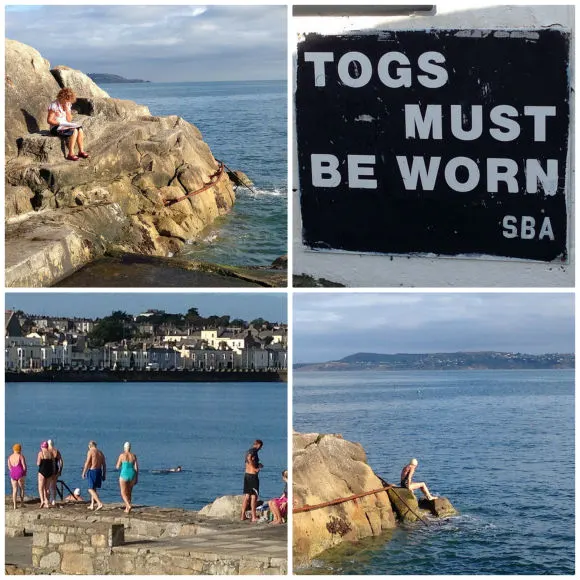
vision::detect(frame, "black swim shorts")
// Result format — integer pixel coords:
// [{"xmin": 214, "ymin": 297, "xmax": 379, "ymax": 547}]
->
[{"xmin": 243, "ymin": 472, "xmax": 259, "ymax": 496}]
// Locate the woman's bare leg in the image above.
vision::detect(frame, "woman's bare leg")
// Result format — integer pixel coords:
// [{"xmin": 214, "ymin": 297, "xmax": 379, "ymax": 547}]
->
[
  {"xmin": 77, "ymin": 129, "xmax": 85, "ymax": 153},
  {"xmin": 19, "ymin": 478, "xmax": 26, "ymax": 505},
  {"xmin": 119, "ymin": 479, "xmax": 131, "ymax": 512},
  {"xmin": 11, "ymin": 480, "xmax": 18, "ymax": 509},
  {"xmin": 269, "ymin": 500, "xmax": 281, "ymax": 524},
  {"xmin": 38, "ymin": 474, "xmax": 47, "ymax": 507},
  {"xmin": 67, "ymin": 130, "xmax": 79, "ymax": 156}
]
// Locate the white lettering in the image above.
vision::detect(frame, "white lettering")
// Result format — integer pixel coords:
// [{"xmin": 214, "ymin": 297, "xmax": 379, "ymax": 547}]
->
[
  {"xmin": 338, "ymin": 52, "xmax": 373, "ymax": 88},
  {"xmin": 526, "ymin": 159, "xmax": 558, "ymax": 196},
  {"xmin": 311, "ymin": 154, "xmax": 341, "ymax": 187},
  {"xmin": 348, "ymin": 155, "xmax": 377, "ymax": 188},
  {"xmin": 405, "ymin": 105, "xmax": 442, "ymax": 140},
  {"xmin": 450, "ymin": 105, "xmax": 483, "ymax": 141},
  {"xmin": 444, "ymin": 157, "xmax": 479, "ymax": 192},
  {"xmin": 377, "ymin": 52, "xmax": 411, "ymax": 88},
  {"xmin": 489, "ymin": 105, "xmax": 520, "ymax": 142},
  {"xmin": 521, "ymin": 216, "xmax": 536, "ymax": 240},
  {"xmin": 396, "ymin": 156, "xmax": 441, "ymax": 190},
  {"xmin": 417, "ymin": 51, "xmax": 448, "ymax": 88},
  {"xmin": 502, "ymin": 215, "xmax": 518, "ymax": 239},
  {"xmin": 304, "ymin": 52, "xmax": 334, "ymax": 87},
  {"xmin": 487, "ymin": 158, "xmax": 519, "ymax": 193},
  {"xmin": 539, "ymin": 217, "xmax": 555, "ymax": 240},
  {"xmin": 524, "ymin": 106, "xmax": 556, "ymax": 142}
]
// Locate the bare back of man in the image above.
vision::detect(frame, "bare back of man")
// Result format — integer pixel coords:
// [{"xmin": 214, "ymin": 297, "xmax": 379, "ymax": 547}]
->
[{"xmin": 82, "ymin": 442, "xmax": 106, "ymax": 511}]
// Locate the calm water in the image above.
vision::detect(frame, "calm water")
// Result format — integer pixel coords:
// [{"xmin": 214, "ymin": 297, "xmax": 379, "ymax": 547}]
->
[
  {"xmin": 294, "ymin": 370, "xmax": 574, "ymax": 574},
  {"xmin": 102, "ymin": 81, "xmax": 287, "ymax": 266},
  {"xmin": 6, "ymin": 382, "xmax": 287, "ymax": 510}
]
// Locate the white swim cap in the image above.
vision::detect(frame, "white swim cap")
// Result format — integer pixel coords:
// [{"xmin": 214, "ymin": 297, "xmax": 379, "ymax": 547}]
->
[
  {"xmin": 410, "ymin": 458, "xmax": 418, "ymax": 466},
  {"xmin": 47, "ymin": 439, "xmax": 54, "ymax": 446},
  {"xmin": 124, "ymin": 441, "xmax": 131, "ymax": 451},
  {"xmin": 74, "ymin": 488, "xmax": 81, "ymax": 496}
]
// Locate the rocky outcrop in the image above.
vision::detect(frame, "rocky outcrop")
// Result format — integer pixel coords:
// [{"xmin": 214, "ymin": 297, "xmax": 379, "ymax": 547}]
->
[
  {"xmin": 199, "ymin": 495, "xmax": 245, "ymax": 520},
  {"xmin": 293, "ymin": 432, "xmax": 396, "ymax": 566},
  {"xmin": 5, "ymin": 39, "xmax": 236, "ymax": 286},
  {"xmin": 294, "ymin": 432, "xmax": 459, "ymax": 566},
  {"xmin": 418, "ymin": 497, "xmax": 457, "ymax": 518}
]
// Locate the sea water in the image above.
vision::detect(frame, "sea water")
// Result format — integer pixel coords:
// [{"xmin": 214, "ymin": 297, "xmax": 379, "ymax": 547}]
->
[
  {"xmin": 101, "ymin": 81, "xmax": 287, "ymax": 266},
  {"xmin": 293, "ymin": 369, "xmax": 574, "ymax": 574},
  {"xmin": 5, "ymin": 381, "xmax": 287, "ymax": 510}
]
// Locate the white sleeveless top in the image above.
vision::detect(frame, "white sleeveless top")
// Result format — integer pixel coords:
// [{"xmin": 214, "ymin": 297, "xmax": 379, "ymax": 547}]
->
[{"xmin": 48, "ymin": 100, "xmax": 71, "ymax": 125}]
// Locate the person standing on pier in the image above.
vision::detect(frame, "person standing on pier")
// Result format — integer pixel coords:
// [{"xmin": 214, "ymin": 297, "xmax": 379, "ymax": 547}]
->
[
  {"xmin": 82, "ymin": 441, "xmax": 107, "ymax": 511},
  {"xmin": 47, "ymin": 439, "xmax": 64, "ymax": 506},
  {"xmin": 37, "ymin": 441, "xmax": 55, "ymax": 508},
  {"xmin": 241, "ymin": 439, "xmax": 263, "ymax": 522},
  {"xmin": 116, "ymin": 441, "xmax": 139, "ymax": 514},
  {"xmin": 8, "ymin": 443, "xmax": 27, "ymax": 510}
]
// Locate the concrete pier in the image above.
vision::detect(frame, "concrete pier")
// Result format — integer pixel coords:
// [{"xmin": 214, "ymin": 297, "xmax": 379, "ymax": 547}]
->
[{"xmin": 5, "ymin": 500, "xmax": 287, "ymax": 575}]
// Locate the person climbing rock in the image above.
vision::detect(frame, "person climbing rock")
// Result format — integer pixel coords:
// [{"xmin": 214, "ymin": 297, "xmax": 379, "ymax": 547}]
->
[
  {"xmin": 47, "ymin": 87, "xmax": 89, "ymax": 161},
  {"xmin": 400, "ymin": 458, "xmax": 437, "ymax": 500}
]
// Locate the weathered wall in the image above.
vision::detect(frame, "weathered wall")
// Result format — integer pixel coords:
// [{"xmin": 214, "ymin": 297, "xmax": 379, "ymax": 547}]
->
[{"xmin": 293, "ymin": 5, "xmax": 574, "ymax": 287}]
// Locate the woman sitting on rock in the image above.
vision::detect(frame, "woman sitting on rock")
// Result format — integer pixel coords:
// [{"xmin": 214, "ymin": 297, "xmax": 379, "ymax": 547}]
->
[
  {"xmin": 401, "ymin": 458, "xmax": 437, "ymax": 501},
  {"xmin": 268, "ymin": 469, "xmax": 288, "ymax": 525},
  {"xmin": 47, "ymin": 87, "xmax": 89, "ymax": 161}
]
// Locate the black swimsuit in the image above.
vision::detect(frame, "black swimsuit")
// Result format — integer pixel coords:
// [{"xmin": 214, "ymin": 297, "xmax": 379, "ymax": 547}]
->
[{"xmin": 38, "ymin": 457, "xmax": 55, "ymax": 478}]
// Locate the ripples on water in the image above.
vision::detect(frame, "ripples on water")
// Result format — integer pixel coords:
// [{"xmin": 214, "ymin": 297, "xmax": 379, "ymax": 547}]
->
[
  {"xmin": 294, "ymin": 370, "xmax": 574, "ymax": 574},
  {"xmin": 6, "ymin": 382, "xmax": 287, "ymax": 510},
  {"xmin": 101, "ymin": 81, "xmax": 287, "ymax": 266}
]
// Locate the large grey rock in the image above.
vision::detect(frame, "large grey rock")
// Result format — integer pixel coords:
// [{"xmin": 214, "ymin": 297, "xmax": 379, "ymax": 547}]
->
[
  {"xmin": 293, "ymin": 432, "xmax": 396, "ymax": 566},
  {"xmin": 50, "ymin": 65, "xmax": 109, "ymax": 98},
  {"xmin": 6, "ymin": 185, "xmax": 35, "ymax": 218},
  {"xmin": 5, "ymin": 40, "xmax": 237, "ymax": 285},
  {"xmin": 387, "ymin": 487, "xmax": 421, "ymax": 523},
  {"xmin": 199, "ymin": 495, "xmax": 244, "ymax": 520},
  {"xmin": 418, "ymin": 496, "xmax": 457, "ymax": 518},
  {"xmin": 5, "ymin": 39, "xmax": 61, "ymax": 158}
]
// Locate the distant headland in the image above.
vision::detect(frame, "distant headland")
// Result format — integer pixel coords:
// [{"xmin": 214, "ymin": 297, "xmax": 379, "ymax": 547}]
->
[
  {"xmin": 87, "ymin": 73, "xmax": 150, "ymax": 84},
  {"xmin": 295, "ymin": 351, "xmax": 574, "ymax": 371}
]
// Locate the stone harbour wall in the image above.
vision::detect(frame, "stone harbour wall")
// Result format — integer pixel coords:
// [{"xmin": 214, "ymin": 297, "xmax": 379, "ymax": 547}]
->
[{"xmin": 32, "ymin": 519, "xmax": 124, "ymax": 574}]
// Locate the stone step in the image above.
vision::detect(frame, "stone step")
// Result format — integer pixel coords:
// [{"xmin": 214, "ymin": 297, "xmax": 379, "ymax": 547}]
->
[{"xmin": 5, "ymin": 204, "xmax": 126, "ymax": 288}]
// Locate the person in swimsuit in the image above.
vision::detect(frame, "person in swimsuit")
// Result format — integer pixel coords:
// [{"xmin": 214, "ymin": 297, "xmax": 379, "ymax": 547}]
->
[
  {"xmin": 81, "ymin": 441, "xmax": 106, "ymax": 511},
  {"xmin": 47, "ymin": 439, "xmax": 64, "ymax": 506},
  {"xmin": 268, "ymin": 469, "xmax": 288, "ymax": 525},
  {"xmin": 46, "ymin": 87, "xmax": 89, "ymax": 162},
  {"xmin": 115, "ymin": 441, "xmax": 139, "ymax": 514},
  {"xmin": 8, "ymin": 443, "xmax": 27, "ymax": 510},
  {"xmin": 241, "ymin": 439, "xmax": 263, "ymax": 522},
  {"xmin": 37, "ymin": 441, "xmax": 54, "ymax": 508},
  {"xmin": 400, "ymin": 458, "xmax": 437, "ymax": 501}
]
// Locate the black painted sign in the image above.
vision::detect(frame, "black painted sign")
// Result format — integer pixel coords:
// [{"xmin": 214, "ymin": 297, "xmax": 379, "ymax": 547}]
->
[{"xmin": 296, "ymin": 29, "xmax": 571, "ymax": 261}]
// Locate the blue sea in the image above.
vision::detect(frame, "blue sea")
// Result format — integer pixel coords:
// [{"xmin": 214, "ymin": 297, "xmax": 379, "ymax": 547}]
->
[
  {"xmin": 101, "ymin": 81, "xmax": 287, "ymax": 267},
  {"xmin": 294, "ymin": 370, "xmax": 575, "ymax": 575},
  {"xmin": 5, "ymin": 382, "xmax": 287, "ymax": 510}
]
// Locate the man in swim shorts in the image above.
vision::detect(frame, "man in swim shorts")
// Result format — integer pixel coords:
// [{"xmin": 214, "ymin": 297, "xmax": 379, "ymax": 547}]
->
[
  {"xmin": 241, "ymin": 439, "xmax": 263, "ymax": 522},
  {"xmin": 81, "ymin": 441, "xmax": 107, "ymax": 511}
]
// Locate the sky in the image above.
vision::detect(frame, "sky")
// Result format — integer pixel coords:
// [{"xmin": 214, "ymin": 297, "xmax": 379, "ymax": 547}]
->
[
  {"xmin": 294, "ymin": 293, "xmax": 574, "ymax": 362},
  {"xmin": 5, "ymin": 5, "xmax": 287, "ymax": 82},
  {"xmin": 6, "ymin": 292, "xmax": 287, "ymax": 322}
]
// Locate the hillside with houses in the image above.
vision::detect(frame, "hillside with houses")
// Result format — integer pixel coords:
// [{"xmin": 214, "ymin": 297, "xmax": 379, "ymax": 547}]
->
[{"xmin": 6, "ymin": 308, "xmax": 287, "ymax": 372}]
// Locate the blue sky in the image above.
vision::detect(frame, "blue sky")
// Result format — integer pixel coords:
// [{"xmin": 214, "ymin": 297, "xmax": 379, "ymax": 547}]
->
[
  {"xmin": 294, "ymin": 293, "xmax": 574, "ymax": 362},
  {"xmin": 6, "ymin": 292, "xmax": 287, "ymax": 322},
  {"xmin": 5, "ymin": 5, "xmax": 287, "ymax": 82}
]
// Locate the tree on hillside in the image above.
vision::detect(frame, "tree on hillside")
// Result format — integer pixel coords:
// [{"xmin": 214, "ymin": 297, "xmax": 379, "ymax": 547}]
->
[{"xmin": 88, "ymin": 311, "xmax": 134, "ymax": 347}]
